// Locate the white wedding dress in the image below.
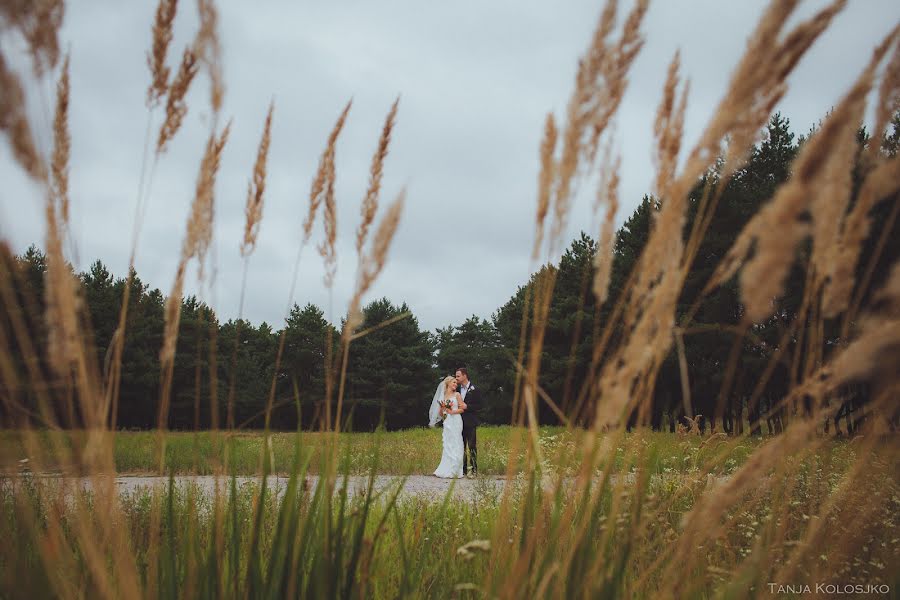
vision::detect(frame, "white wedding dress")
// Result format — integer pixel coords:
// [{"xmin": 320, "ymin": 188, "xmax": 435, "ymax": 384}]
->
[{"xmin": 433, "ymin": 396, "xmax": 464, "ymax": 478}]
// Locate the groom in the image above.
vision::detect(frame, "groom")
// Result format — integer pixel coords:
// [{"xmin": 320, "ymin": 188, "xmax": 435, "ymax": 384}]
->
[{"xmin": 455, "ymin": 367, "xmax": 480, "ymax": 477}]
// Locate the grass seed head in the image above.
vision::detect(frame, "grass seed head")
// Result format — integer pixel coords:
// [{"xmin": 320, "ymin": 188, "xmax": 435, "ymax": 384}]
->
[
  {"xmin": 241, "ymin": 101, "xmax": 274, "ymax": 257},
  {"xmin": 0, "ymin": 52, "xmax": 46, "ymax": 180},
  {"xmin": 195, "ymin": 0, "xmax": 223, "ymax": 114},
  {"xmin": 147, "ymin": 0, "xmax": 178, "ymax": 107},
  {"xmin": 52, "ymin": 53, "xmax": 71, "ymax": 227},
  {"xmin": 157, "ymin": 46, "xmax": 198, "ymax": 154},
  {"xmin": 0, "ymin": 0, "xmax": 64, "ymax": 75},
  {"xmin": 356, "ymin": 97, "xmax": 399, "ymax": 259},
  {"xmin": 304, "ymin": 100, "xmax": 352, "ymax": 245},
  {"xmin": 532, "ymin": 113, "xmax": 557, "ymax": 260}
]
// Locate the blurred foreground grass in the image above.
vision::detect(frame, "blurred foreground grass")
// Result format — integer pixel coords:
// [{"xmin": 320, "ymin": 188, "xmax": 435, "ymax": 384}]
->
[{"xmin": 2, "ymin": 437, "xmax": 895, "ymax": 598}]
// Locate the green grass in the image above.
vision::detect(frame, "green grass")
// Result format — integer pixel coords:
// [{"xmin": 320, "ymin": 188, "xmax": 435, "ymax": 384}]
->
[{"xmin": 0, "ymin": 426, "xmax": 791, "ymax": 476}]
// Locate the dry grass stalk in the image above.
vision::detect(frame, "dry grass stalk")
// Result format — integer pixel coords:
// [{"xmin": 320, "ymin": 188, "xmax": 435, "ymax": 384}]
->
[
  {"xmin": 188, "ymin": 121, "xmax": 230, "ymax": 274},
  {"xmin": 0, "ymin": 0, "xmax": 64, "ymax": 75},
  {"xmin": 0, "ymin": 52, "xmax": 46, "ymax": 180},
  {"xmin": 161, "ymin": 122, "xmax": 231, "ymax": 365},
  {"xmin": 241, "ymin": 101, "xmax": 273, "ymax": 257},
  {"xmin": 710, "ymin": 28, "xmax": 896, "ymax": 323},
  {"xmin": 592, "ymin": 153, "xmax": 619, "ymax": 305},
  {"xmin": 532, "ymin": 113, "xmax": 557, "ymax": 260},
  {"xmin": 825, "ymin": 153, "xmax": 900, "ymax": 317},
  {"xmin": 43, "ymin": 201, "xmax": 77, "ymax": 373},
  {"xmin": 585, "ymin": 0, "xmax": 647, "ymax": 162},
  {"xmin": 658, "ymin": 72, "xmax": 899, "ymax": 588},
  {"xmin": 672, "ymin": 0, "xmax": 849, "ymax": 285},
  {"xmin": 653, "ymin": 51, "xmax": 688, "ymax": 203},
  {"xmin": 51, "ymin": 53, "xmax": 71, "ymax": 227},
  {"xmin": 550, "ymin": 0, "xmax": 648, "ymax": 253},
  {"xmin": 520, "ymin": 0, "xmax": 649, "ymax": 436},
  {"xmin": 824, "ymin": 261, "xmax": 900, "ymax": 389},
  {"xmin": 42, "ymin": 196, "xmax": 90, "ymax": 423},
  {"xmin": 303, "ymin": 101, "xmax": 352, "ymax": 244},
  {"xmin": 347, "ymin": 189, "xmax": 405, "ymax": 331},
  {"xmin": 591, "ymin": 1, "xmax": 847, "ymax": 429},
  {"xmin": 593, "ymin": 132, "xmax": 684, "ymax": 428},
  {"xmin": 824, "ymin": 35, "xmax": 900, "ymax": 317},
  {"xmin": 161, "ymin": 262, "xmax": 186, "ymax": 370},
  {"xmin": 333, "ymin": 102, "xmax": 403, "ymax": 429},
  {"xmin": 870, "ymin": 37, "xmax": 900, "ymax": 159},
  {"xmin": 146, "ymin": 0, "xmax": 178, "ymax": 107},
  {"xmin": 772, "ymin": 418, "xmax": 898, "ymax": 585},
  {"xmin": 664, "ymin": 259, "xmax": 900, "ymax": 593},
  {"xmin": 593, "ymin": 272, "xmax": 680, "ymax": 429},
  {"xmin": 317, "ymin": 168, "xmax": 338, "ymax": 287},
  {"xmin": 195, "ymin": 0, "xmax": 223, "ymax": 114},
  {"xmin": 356, "ymin": 97, "xmax": 399, "ymax": 259},
  {"xmin": 808, "ymin": 125, "xmax": 856, "ymax": 285},
  {"xmin": 671, "ymin": 0, "xmax": 844, "ymax": 201},
  {"xmin": 361, "ymin": 189, "xmax": 405, "ymax": 292},
  {"xmin": 156, "ymin": 46, "xmax": 198, "ymax": 153},
  {"xmin": 663, "ymin": 418, "xmax": 818, "ymax": 597}
]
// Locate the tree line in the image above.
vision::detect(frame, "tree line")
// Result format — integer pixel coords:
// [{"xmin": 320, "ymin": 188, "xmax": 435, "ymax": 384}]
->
[{"xmin": 1, "ymin": 113, "xmax": 898, "ymax": 433}]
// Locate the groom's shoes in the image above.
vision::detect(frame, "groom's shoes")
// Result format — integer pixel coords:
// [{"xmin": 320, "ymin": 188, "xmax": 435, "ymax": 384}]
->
[{"xmin": 466, "ymin": 471, "xmax": 477, "ymax": 479}]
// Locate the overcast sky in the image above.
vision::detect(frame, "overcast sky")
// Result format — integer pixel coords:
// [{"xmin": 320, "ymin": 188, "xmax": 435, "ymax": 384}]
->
[{"xmin": 2, "ymin": 0, "xmax": 898, "ymax": 333}]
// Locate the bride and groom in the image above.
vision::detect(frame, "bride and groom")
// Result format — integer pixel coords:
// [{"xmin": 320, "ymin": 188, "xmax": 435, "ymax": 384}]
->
[{"xmin": 428, "ymin": 368, "xmax": 480, "ymax": 478}]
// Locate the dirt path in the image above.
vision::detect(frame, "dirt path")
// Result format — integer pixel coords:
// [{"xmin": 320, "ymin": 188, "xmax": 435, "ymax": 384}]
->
[
  {"xmin": 5, "ymin": 474, "xmax": 512, "ymax": 502},
  {"xmin": 4, "ymin": 472, "xmax": 725, "ymax": 502}
]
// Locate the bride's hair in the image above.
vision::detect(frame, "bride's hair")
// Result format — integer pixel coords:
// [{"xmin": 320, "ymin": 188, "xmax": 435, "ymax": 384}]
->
[{"xmin": 442, "ymin": 375, "xmax": 456, "ymax": 391}]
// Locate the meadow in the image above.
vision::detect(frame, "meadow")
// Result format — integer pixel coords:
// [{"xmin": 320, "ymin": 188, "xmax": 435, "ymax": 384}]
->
[
  {"xmin": 0, "ymin": 426, "xmax": 773, "ymax": 476},
  {"xmin": 1, "ymin": 0, "xmax": 899, "ymax": 598}
]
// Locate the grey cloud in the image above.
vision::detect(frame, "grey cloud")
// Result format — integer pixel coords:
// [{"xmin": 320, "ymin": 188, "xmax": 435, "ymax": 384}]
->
[{"xmin": 2, "ymin": 0, "xmax": 898, "ymax": 334}]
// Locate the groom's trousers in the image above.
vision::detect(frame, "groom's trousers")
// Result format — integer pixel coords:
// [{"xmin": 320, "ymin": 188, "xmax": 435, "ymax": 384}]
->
[{"xmin": 462, "ymin": 424, "xmax": 477, "ymax": 475}]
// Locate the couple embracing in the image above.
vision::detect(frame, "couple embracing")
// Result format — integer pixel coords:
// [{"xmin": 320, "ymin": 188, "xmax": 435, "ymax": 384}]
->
[{"xmin": 428, "ymin": 368, "xmax": 480, "ymax": 478}]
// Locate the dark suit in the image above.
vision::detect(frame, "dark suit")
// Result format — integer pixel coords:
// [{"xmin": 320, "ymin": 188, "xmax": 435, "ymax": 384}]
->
[{"xmin": 460, "ymin": 382, "xmax": 481, "ymax": 475}]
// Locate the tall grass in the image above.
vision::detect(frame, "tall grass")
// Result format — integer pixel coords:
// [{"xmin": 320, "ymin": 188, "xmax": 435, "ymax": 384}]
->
[{"xmin": 0, "ymin": 0, "xmax": 899, "ymax": 598}]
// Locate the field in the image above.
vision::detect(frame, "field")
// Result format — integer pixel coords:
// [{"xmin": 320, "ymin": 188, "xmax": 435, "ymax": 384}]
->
[{"xmin": 0, "ymin": 426, "xmax": 769, "ymax": 476}]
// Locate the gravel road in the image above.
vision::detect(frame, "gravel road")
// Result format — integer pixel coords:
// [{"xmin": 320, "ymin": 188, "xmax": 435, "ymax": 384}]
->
[{"xmin": 4, "ymin": 474, "xmax": 513, "ymax": 502}]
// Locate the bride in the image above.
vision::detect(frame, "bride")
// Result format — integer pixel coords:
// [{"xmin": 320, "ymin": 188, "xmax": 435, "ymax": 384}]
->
[{"xmin": 429, "ymin": 375, "xmax": 466, "ymax": 478}]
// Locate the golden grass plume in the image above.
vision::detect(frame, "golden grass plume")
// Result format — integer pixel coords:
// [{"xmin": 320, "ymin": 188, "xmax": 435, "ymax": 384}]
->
[
  {"xmin": 303, "ymin": 100, "xmax": 352, "ymax": 245},
  {"xmin": 590, "ymin": 0, "xmax": 849, "ymax": 429},
  {"xmin": 156, "ymin": 46, "xmax": 198, "ymax": 153},
  {"xmin": 0, "ymin": 52, "xmax": 46, "ymax": 180},
  {"xmin": 51, "ymin": 52, "xmax": 71, "ymax": 227},
  {"xmin": 0, "ymin": 0, "xmax": 64, "ymax": 76},
  {"xmin": 709, "ymin": 27, "xmax": 898, "ymax": 323},
  {"xmin": 317, "ymin": 163, "xmax": 338, "ymax": 288},
  {"xmin": 550, "ymin": 0, "xmax": 648, "ymax": 253},
  {"xmin": 592, "ymin": 153, "xmax": 619, "ymax": 305},
  {"xmin": 356, "ymin": 97, "xmax": 399, "ymax": 259},
  {"xmin": 532, "ymin": 113, "xmax": 557, "ymax": 260},
  {"xmin": 347, "ymin": 189, "xmax": 405, "ymax": 331},
  {"xmin": 194, "ymin": 0, "xmax": 223, "ymax": 114},
  {"xmin": 160, "ymin": 122, "xmax": 231, "ymax": 366},
  {"xmin": 146, "ymin": 0, "xmax": 178, "ymax": 107},
  {"xmin": 241, "ymin": 100, "xmax": 274, "ymax": 257},
  {"xmin": 824, "ymin": 34, "xmax": 900, "ymax": 317},
  {"xmin": 652, "ymin": 51, "xmax": 688, "ymax": 203}
]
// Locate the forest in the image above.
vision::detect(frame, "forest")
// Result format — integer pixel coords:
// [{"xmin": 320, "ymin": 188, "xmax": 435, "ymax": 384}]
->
[{"xmin": 3, "ymin": 113, "xmax": 898, "ymax": 433}]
